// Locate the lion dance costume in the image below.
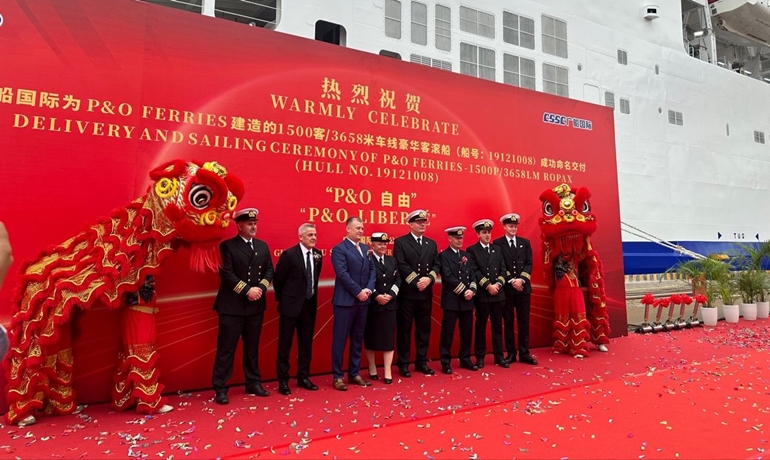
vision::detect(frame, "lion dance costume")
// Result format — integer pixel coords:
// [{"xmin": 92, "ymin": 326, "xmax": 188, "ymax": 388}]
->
[
  {"xmin": 4, "ymin": 160, "xmax": 244, "ymax": 425},
  {"xmin": 539, "ymin": 184, "xmax": 610, "ymax": 356}
]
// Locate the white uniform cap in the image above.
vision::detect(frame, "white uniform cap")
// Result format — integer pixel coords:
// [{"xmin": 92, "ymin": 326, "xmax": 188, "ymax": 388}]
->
[
  {"xmin": 444, "ymin": 226, "xmax": 466, "ymax": 237},
  {"xmin": 472, "ymin": 219, "xmax": 494, "ymax": 231},
  {"xmin": 406, "ymin": 209, "xmax": 428, "ymax": 223},
  {"xmin": 499, "ymin": 213, "xmax": 520, "ymax": 225},
  {"xmin": 234, "ymin": 208, "xmax": 259, "ymax": 222}
]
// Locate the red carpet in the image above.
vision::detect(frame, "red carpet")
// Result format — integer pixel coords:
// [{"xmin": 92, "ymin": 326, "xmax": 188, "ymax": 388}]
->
[{"xmin": 2, "ymin": 321, "xmax": 770, "ymax": 458}]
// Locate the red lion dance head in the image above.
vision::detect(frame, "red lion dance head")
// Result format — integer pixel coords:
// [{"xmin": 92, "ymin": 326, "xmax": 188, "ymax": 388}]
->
[
  {"xmin": 4, "ymin": 159, "xmax": 243, "ymax": 424},
  {"xmin": 539, "ymin": 183, "xmax": 609, "ymax": 346}
]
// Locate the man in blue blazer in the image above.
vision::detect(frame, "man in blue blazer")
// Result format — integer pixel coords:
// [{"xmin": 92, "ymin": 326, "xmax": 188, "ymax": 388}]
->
[{"xmin": 330, "ymin": 217, "xmax": 376, "ymax": 391}]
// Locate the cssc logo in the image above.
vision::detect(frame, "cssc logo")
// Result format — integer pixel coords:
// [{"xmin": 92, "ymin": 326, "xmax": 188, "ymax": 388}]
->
[
  {"xmin": 542, "ymin": 112, "xmax": 593, "ymax": 130},
  {"xmin": 0, "ymin": 14, "xmax": 4, "ymax": 27}
]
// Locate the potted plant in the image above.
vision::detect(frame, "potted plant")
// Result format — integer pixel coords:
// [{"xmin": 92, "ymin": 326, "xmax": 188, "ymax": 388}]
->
[
  {"xmin": 738, "ymin": 241, "xmax": 770, "ymax": 319},
  {"xmin": 667, "ymin": 255, "xmax": 731, "ymax": 297},
  {"xmin": 695, "ymin": 293, "xmax": 718, "ymax": 326},
  {"xmin": 733, "ymin": 242, "xmax": 770, "ymax": 320},
  {"xmin": 759, "ymin": 276, "xmax": 770, "ymax": 319},
  {"xmin": 717, "ymin": 274, "xmax": 740, "ymax": 323},
  {"xmin": 734, "ymin": 268, "xmax": 762, "ymax": 320}
]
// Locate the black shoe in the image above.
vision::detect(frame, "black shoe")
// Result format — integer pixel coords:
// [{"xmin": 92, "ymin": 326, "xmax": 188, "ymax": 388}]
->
[
  {"xmin": 297, "ymin": 378, "xmax": 319, "ymax": 391},
  {"xmin": 503, "ymin": 354, "xmax": 516, "ymax": 364},
  {"xmin": 398, "ymin": 367, "xmax": 412, "ymax": 378},
  {"xmin": 494, "ymin": 359, "xmax": 510, "ymax": 368},
  {"xmin": 246, "ymin": 383, "xmax": 270, "ymax": 397},
  {"xmin": 519, "ymin": 354, "xmax": 538, "ymax": 365},
  {"xmin": 278, "ymin": 382, "xmax": 291, "ymax": 396},
  {"xmin": 368, "ymin": 372, "xmax": 380, "ymax": 381},
  {"xmin": 459, "ymin": 361, "xmax": 479, "ymax": 371},
  {"xmin": 214, "ymin": 389, "xmax": 229, "ymax": 405},
  {"xmin": 416, "ymin": 364, "xmax": 435, "ymax": 375},
  {"xmin": 383, "ymin": 378, "xmax": 393, "ymax": 384},
  {"xmin": 475, "ymin": 358, "xmax": 485, "ymax": 369},
  {"xmin": 441, "ymin": 364, "xmax": 452, "ymax": 375}
]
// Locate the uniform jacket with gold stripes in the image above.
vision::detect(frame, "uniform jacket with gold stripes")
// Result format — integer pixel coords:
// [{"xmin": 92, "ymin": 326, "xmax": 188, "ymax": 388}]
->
[
  {"xmin": 437, "ymin": 247, "xmax": 477, "ymax": 312},
  {"xmin": 213, "ymin": 236, "xmax": 274, "ymax": 315},
  {"xmin": 393, "ymin": 233, "xmax": 439, "ymax": 301},
  {"xmin": 466, "ymin": 241, "xmax": 510, "ymax": 303},
  {"xmin": 369, "ymin": 254, "xmax": 401, "ymax": 312},
  {"xmin": 493, "ymin": 235, "xmax": 533, "ymax": 296}
]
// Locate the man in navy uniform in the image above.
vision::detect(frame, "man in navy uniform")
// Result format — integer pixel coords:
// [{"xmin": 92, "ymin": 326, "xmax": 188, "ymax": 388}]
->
[
  {"xmin": 393, "ymin": 209, "xmax": 440, "ymax": 377},
  {"xmin": 467, "ymin": 219, "xmax": 510, "ymax": 369},
  {"xmin": 330, "ymin": 217, "xmax": 375, "ymax": 391},
  {"xmin": 212, "ymin": 208, "xmax": 274, "ymax": 405},
  {"xmin": 437, "ymin": 226, "xmax": 477, "ymax": 374},
  {"xmin": 493, "ymin": 213, "xmax": 537, "ymax": 365},
  {"xmin": 274, "ymin": 223, "xmax": 322, "ymax": 396}
]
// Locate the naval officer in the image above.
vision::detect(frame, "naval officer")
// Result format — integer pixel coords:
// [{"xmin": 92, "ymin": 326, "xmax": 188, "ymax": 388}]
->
[
  {"xmin": 437, "ymin": 226, "xmax": 478, "ymax": 374},
  {"xmin": 466, "ymin": 219, "xmax": 510, "ymax": 368},
  {"xmin": 212, "ymin": 208, "xmax": 274, "ymax": 404},
  {"xmin": 393, "ymin": 210, "xmax": 439, "ymax": 377},
  {"xmin": 493, "ymin": 213, "xmax": 537, "ymax": 365}
]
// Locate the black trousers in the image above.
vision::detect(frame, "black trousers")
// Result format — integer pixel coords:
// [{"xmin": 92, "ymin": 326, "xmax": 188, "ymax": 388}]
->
[
  {"xmin": 212, "ymin": 312, "xmax": 264, "ymax": 390},
  {"xmin": 439, "ymin": 309, "xmax": 473, "ymax": 366},
  {"xmin": 474, "ymin": 300, "xmax": 505, "ymax": 361},
  {"xmin": 503, "ymin": 292, "xmax": 531, "ymax": 357},
  {"xmin": 396, "ymin": 297, "xmax": 432, "ymax": 368},
  {"xmin": 276, "ymin": 298, "xmax": 317, "ymax": 383}
]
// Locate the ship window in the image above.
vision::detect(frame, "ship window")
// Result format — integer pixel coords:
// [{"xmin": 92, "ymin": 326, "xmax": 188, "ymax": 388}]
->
[
  {"xmin": 460, "ymin": 42, "xmax": 495, "ymax": 81},
  {"xmin": 726, "ymin": 123, "xmax": 730, "ymax": 136},
  {"xmin": 655, "ymin": 64, "xmax": 660, "ymax": 75},
  {"xmin": 543, "ymin": 63, "xmax": 569, "ymax": 97},
  {"xmin": 213, "ymin": 0, "xmax": 279, "ymax": 28},
  {"xmin": 410, "ymin": 54, "xmax": 452, "ymax": 71},
  {"xmin": 435, "ymin": 5, "xmax": 451, "ymax": 51},
  {"xmin": 605, "ymin": 92, "xmax": 615, "ymax": 110},
  {"xmin": 380, "ymin": 50, "xmax": 402, "ymax": 60},
  {"xmin": 668, "ymin": 110, "xmax": 683, "ymax": 126},
  {"xmin": 411, "ymin": 2, "xmax": 427, "ymax": 45},
  {"xmin": 385, "ymin": 0, "xmax": 402, "ymax": 39},
  {"xmin": 143, "ymin": 0, "xmax": 202, "ymax": 14},
  {"xmin": 620, "ymin": 98, "xmax": 630, "ymax": 114},
  {"xmin": 754, "ymin": 130, "xmax": 766, "ymax": 144},
  {"xmin": 542, "ymin": 15, "xmax": 567, "ymax": 58},
  {"xmin": 503, "ymin": 11, "xmax": 535, "ymax": 50},
  {"xmin": 315, "ymin": 21, "xmax": 345, "ymax": 46},
  {"xmin": 459, "ymin": 6, "xmax": 495, "ymax": 39},
  {"xmin": 617, "ymin": 49, "xmax": 628, "ymax": 65},
  {"xmin": 503, "ymin": 53, "xmax": 536, "ymax": 90}
]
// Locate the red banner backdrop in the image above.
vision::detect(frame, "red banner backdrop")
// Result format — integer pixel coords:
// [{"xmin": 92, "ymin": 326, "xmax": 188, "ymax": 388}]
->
[{"xmin": 0, "ymin": 0, "xmax": 625, "ymax": 405}]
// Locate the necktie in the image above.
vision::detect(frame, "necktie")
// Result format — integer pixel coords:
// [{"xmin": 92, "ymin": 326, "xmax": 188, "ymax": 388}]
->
[
  {"xmin": 248, "ymin": 240, "xmax": 254, "ymax": 252},
  {"xmin": 305, "ymin": 250, "xmax": 313, "ymax": 298},
  {"xmin": 486, "ymin": 246, "xmax": 490, "ymax": 254},
  {"xmin": 380, "ymin": 256, "xmax": 385, "ymax": 267},
  {"xmin": 417, "ymin": 237, "xmax": 422, "ymax": 246},
  {"xmin": 509, "ymin": 239, "xmax": 514, "ymax": 249}
]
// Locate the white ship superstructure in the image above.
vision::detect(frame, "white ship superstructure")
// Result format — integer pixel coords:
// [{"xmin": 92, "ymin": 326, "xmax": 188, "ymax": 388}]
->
[{"xmin": 143, "ymin": 0, "xmax": 770, "ymax": 273}]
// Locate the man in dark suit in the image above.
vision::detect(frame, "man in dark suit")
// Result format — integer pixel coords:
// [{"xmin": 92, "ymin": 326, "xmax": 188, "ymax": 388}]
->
[
  {"xmin": 393, "ymin": 209, "xmax": 440, "ymax": 377},
  {"xmin": 274, "ymin": 223, "xmax": 322, "ymax": 396},
  {"xmin": 211, "ymin": 208, "xmax": 274, "ymax": 405},
  {"xmin": 437, "ymin": 227, "xmax": 478, "ymax": 374},
  {"xmin": 493, "ymin": 213, "xmax": 538, "ymax": 365},
  {"xmin": 330, "ymin": 217, "xmax": 376, "ymax": 391},
  {"xmin": 467, "ymin": 219, "xmax": 510, "ymax": 369}
]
